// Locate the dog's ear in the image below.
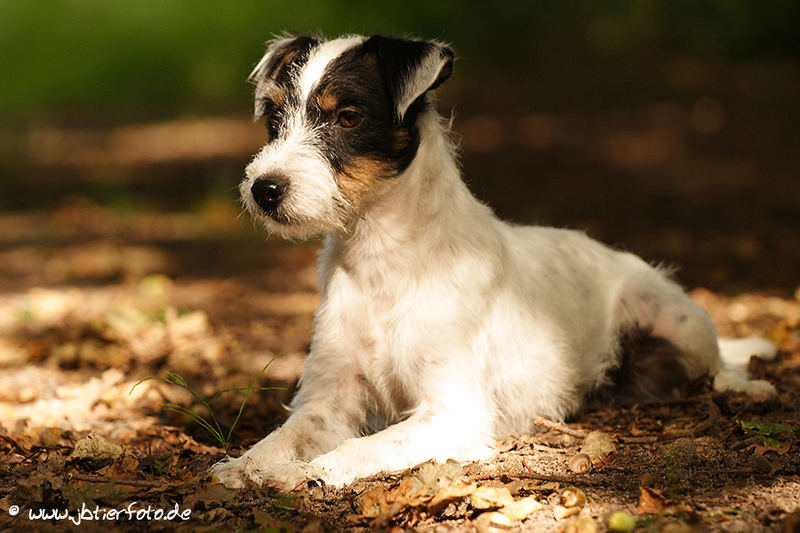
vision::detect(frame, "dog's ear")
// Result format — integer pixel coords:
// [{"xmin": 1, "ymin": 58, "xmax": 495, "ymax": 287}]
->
[
  {"xmin": 250, "ymin": 35, "xmax": 320, "ymax": 83},
  {"xmin": 363, "ymin": 35, "xmax": 454, "ymax": 120}
]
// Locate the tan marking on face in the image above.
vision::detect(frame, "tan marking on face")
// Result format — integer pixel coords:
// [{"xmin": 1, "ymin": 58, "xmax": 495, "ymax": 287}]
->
[
  {"xmin": 391, "ymin": 128, "xmax": 412, "ymax": 152},
  {"xmin": 337, "ymin": 157, "xmax": 396, "ymax": 208},
  {"xmin": 315, "ymin": 87, "xmax": 339, "ymax": 114},
  {"xmin": 257, "ymin": 80, "xmax": 286, "ymax": 109}
]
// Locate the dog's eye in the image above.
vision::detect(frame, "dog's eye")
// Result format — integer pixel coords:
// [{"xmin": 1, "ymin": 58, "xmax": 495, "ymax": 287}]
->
[{"xmin": 336, "ymin": 109, "xmax": 361, "ymax": 128}]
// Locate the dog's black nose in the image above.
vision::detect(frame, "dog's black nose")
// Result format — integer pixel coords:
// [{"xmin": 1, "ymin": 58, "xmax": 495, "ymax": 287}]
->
[{"xmin": 251, "ymin": 175, "xmax": 287, "ymax": 216}]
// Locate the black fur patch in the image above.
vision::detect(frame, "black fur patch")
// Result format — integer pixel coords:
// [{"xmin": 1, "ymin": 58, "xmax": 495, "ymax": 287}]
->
[
  {"xmin": 601, "ymin": 329, "xmax": 692, "ymax": 404},
  {"xmin": 257, "ymin": 35, "xmax": 319, "ymax": 86},
  {"xmin": 253, "ymin": 36, "xmax": 319, "ymax": 142},
  {"xmin": 306, "ymin": 35, "xmax": 453, "ymax": 178},
  {"xmin": 306, "ymin": 41, "xmax": 417, "ymax": 177},
  {"xmin": 362, "ymin": 35, "xmax": 452, "ymax": 118}
]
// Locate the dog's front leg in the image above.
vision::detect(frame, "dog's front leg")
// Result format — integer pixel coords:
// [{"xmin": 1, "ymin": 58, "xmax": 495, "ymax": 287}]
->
[
  {"xmin": 211, "ymin": 383, "xmax": 361, "ymax": 490},
  {"xmin": 310, "ymin": 394, "xmax": 495, "ymax": 487}
]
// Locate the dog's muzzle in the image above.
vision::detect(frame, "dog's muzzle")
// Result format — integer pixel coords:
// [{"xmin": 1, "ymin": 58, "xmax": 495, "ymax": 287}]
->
[{"xmin": 251, "ymin": 174, "xmax": 288, "ymax": 219}]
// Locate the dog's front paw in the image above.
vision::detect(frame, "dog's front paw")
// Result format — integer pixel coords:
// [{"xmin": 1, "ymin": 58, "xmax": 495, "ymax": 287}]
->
[
  {"xmin": 310, "ymin": 455, "xmax": 356, "ymax": 488},
  {"xmin": 210, "ymin": 456, "xmax": 249, "ymax": 489},
  {"xmin": 309, "ymin": 442, "xmax": 374, "ymax": 488},
  {"xmin": 210, "ymin": 455, "xmax": 320, "ymax": 492}
]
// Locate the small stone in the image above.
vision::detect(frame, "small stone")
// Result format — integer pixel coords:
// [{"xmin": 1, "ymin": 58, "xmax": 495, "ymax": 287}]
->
[
  {"xmin": 564, "ymin": 515, "xmax": 599, "ymax": 533},
  {"xmin": 560, "ymin": 487, "xmax": 587, "ymax": 508},
  {"xmin": 475, "ymin": 511, "xmax": 512, "ymax": 533},
  {"xmin": 40, "ymin": 428, "xmax": 66, "ymax": 447},
  {"xmin": 666, "ymin": 466, "xmax": 689, "ymax": 486},
  {"xmin": 640, "ymin": 471, "xmax": 661, "ymax": 486},
  {"xmin": 748, "ymin": 454, "xmax": 772, "ymax": 474},
  {"xmin": 45, "ymin": 454, "xmax": 67, "ymax": 474},
  {"xmin": 19, "ymin": 386, "xmax": 38, "ymax": 403},
  {"xmin": 661, "ymin": 522, "xmax": 692, "ymax": 533},
  {"xmin": 554, "ymin": 505, "xmax": 581, "ymax": 520},
  {"xmin": 661, "ymin": 438, "xmax": 700, "ymax": 467},
  {"xmin": 607, "ymin": 510, "xmax": 636, "ymax": 532},
  {"xmin": 569, "ymin": 453, "xmax": 592, "ymax": 473}
]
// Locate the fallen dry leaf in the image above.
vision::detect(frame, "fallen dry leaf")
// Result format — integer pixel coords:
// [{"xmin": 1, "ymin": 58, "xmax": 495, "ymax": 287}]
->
[
  {"xmin": 360, "ymin": 477, "xmax": 427, "ymax": 520},
  {"xmin": 60, "ymin": 482, "xmax": 129, "ymax": 509},
  {"xmin": 474, "ymin": 510, "xmax": 512, "ymax": 532},
  {"xmin": 554, "ymin": 504, "xmax": 581, "ymax": 520},
  {"xmin": 426, "ymin": 481, "xmax": 476, "ymax": 515},
  {"xmin": 97, "ymin": 453, "xmax": 140, "ymax": 478},
  {"xmin": 501, "ymin": 495, "xmax": 543, "ymax": 521},
  {"xmin": 471, "ymin": 486, "xmax": 542, "ymax": 521},
  {"xmin": 750, "ymin": 441, "xmax": 793, "ymax": 456},
  {"xmin": 183, "ymin": 483, "xmax": 239, "ymax": 509},
  {"xmin": 637, "ymin": 486, "xmax": 667, "ymax": 514},
  {"xmin": 416, "ymin": 459, "xmax": 463, "ymax": 492},
  {"xmin": 470, "ymin": 485, "xmax": 515, "ymax": 509},
  {"xmin": 70, "ymin": 432, "xmax": 124, "ymax": 461},
  {"xmin": 564, "ymin": 514, "xmax": 600, "ymax": 533},
  {"xmin": 581, "ymin": 430, "xmax": 618, "ymax": 466},
  {"xmin": 767, "ymin": 318, "xmax": 800, "ymax": 353}
]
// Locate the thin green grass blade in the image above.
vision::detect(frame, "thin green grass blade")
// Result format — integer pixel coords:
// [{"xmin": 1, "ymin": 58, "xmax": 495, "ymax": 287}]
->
[{"xmin": 224, "ymin": 355, "xmax": 282, "ymax": 445}]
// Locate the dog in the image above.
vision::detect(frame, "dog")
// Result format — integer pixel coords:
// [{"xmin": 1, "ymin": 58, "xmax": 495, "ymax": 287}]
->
[{"xmin": 211, "ymin": 34, "xmax": 776, "ymax": 490}]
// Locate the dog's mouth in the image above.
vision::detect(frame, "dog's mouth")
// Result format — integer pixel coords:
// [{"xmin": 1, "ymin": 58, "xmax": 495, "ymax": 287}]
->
[
  {"xmin": 240, "ymin": 169, "xmax": 348, "ymax": 239},
  {"xmin": 244, "ymin": 189, "xmax": 322, "ymax": 239},
  {"xmin": 251, "ymin": 201, "xmax": 295, "ymax": 226},
  {"xmin": 265, "ymin": 211, "xmax": 294, "ymax": 226}
]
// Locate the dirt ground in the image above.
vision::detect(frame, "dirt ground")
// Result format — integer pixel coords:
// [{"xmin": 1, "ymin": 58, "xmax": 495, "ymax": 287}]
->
[
  {"xmin": 0, "ymin": 200, "xmax": 798, "ymax": 533},
  {"xmin": 2, "ymin": 77, "xmax": 800, "ymax": 530}
]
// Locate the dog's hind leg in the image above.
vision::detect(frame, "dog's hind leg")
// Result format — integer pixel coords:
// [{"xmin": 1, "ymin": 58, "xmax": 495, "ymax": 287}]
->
[
  {"xmin": 713, "ymin": 337, "xmax": 777, "ymax": 399},
  {"xmin": 610, "ymin": 270, "xmax": 775, "ymax": 401}
]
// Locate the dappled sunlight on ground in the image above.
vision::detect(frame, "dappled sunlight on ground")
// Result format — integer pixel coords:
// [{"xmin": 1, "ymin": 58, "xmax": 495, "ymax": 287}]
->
[{"xmin": 0, "ymin": 201, "xmax": 798, "ymax": 531}]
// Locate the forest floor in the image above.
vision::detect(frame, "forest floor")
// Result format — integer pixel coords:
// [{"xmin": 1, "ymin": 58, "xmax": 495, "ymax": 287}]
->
[
  {"xmin": 2, "ymin": 85, "xmax": 800, "ymax": 531},
  {"xmin": 0, "ymin": 202, "xmax": 798, "ymax": 532}
]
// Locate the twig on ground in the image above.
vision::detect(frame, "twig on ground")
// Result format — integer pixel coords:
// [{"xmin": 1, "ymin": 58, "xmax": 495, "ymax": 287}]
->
[
  {"xmin": 513, "ymin": 472, "xmax": 604, "ymax": 485},
  {"xmin": 687, "ymin": 496, "xmax": 751, "ymax": 506},
  {"xmin": 616, "ymin": 400, "xmax": 721, "ymax": 443},
  {"xmin": 521, "ymin": 458, "xmax": 533, "ymax": 472},
  {"xmin": 468, "ymin": 467, "xmax": 604, "ymax": 486},
  {"xmin": 616, "ymin": 435, "xmax": 660, "ymax": 443},
  {"xmin": 70, "ymin": 473, "xmax": 162, "ymax": 488},
  {"xmin": 695, "ymin": 469, "xmax": 774, "ymax": 478},
  {"xmin": 534, "ymin": 417, "xmax": 587, "ymax": 439},
  {"xmin": 532, "ymin": 399, "xmax": 718, "ymax": 445},
  {"xmin": 0, "ymin": 433, "xmax": 28, "ymax": 455}
]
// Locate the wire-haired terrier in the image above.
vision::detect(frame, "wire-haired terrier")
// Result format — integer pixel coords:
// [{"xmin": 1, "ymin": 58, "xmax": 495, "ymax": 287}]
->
[{"xmin": 211, "ymin": 33, "xmax": 776, "ymax": 490}]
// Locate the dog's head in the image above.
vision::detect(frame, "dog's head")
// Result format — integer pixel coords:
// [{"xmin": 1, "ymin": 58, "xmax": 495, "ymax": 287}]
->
[{"xmin": 241, "ymin": 34, "xmax": 454, "ymax": 239}]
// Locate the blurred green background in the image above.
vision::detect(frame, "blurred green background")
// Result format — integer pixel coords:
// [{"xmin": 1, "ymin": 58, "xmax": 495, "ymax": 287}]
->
[
  {"xmin": 2, "ymin": 0, "xmax": 798, "ymax": 123},
  {"xmin": 1, "ymin": 0, "xmax": 799, "ymax": 292}
]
